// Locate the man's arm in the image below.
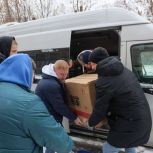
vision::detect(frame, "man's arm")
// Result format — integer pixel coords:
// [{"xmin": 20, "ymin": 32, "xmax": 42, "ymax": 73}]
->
[
  {"xmin": 89, "ymin": 79, "xmax": 113, "ymax": 126},
  {"xmin": 46, "ymin": 88, "xmax": 77, "ymax": 121}
]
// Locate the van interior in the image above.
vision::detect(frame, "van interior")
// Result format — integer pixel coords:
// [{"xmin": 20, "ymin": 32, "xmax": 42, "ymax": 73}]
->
[{"xmin": 69, "ymin": 29, "xmax": 120, "ymax": 77}]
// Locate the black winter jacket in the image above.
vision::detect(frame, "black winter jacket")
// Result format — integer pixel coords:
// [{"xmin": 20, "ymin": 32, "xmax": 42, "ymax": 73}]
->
[
  {"xmin": 35, "ymin": 73, "xmax": 77, "ymax": 124},
  {"xmin": 89, "ymin": 57, "xmax": 152, "ymax": 148}
]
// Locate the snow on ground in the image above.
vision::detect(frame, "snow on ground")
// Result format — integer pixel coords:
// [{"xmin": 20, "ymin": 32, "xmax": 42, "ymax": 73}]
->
[
  {"xmin": 136, "ymin": 147, "xmax": 153, "ymax": 153},
  {"xmin": 43, "ymin": 146, "xmax": 153, "ymax": 153}
]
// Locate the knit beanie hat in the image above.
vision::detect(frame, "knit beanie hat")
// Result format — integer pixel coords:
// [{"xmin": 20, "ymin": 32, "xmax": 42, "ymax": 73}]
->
[
  {"xmin": 89, "ymin": 47, "xmax": 109, "ymax": 64},
  {"xmin": 77, "ymin": 50, "xmax": 92, "ymax": 65}
]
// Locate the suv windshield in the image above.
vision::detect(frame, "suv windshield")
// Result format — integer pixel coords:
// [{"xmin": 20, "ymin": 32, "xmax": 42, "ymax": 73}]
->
[{"xmin": 131, "ymin": 43, "xmax": 153, "ymax": 84}]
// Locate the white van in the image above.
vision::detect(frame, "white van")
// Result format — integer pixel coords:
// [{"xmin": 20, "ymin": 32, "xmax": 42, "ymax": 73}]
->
[{"xmin": 0, "ymin": 8, "xmax": 153, "ymax": 147}]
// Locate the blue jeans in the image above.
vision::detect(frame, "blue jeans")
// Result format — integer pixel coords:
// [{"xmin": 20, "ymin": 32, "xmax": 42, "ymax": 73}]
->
[
  {"xmin": 103, "ymin": 142, "xmax": 136, "ymax": 153},
  {"xmin": 45, "ymin": 148, "xmax": 55, "ymax": 153}
]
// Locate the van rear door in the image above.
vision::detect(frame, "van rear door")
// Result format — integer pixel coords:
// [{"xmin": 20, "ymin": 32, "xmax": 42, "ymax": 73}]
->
[{"xmin": 126, "ymin": 40, "xmax": 153, "ymax": 147}]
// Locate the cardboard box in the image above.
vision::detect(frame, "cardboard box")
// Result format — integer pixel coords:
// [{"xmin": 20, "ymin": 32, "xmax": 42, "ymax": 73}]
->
[{"xmin": 65, "ymin": 74, "xmax": 98, "ymax": 121}]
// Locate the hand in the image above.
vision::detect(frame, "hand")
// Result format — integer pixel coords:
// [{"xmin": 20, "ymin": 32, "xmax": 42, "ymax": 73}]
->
[
  {"xmin": 95, "ymin": 118, "xmax": 108, "ymax": 129},
  {"xmin": 83, "ymin": 120, "xmax": 93, "ymax": 130},
  {"xmin": 74, "ymin": 117, "xmax": 83, "ymax": 126},
  {"xmin": 68, "ymin": 59, "xmax": 73, "ymax": 68}
]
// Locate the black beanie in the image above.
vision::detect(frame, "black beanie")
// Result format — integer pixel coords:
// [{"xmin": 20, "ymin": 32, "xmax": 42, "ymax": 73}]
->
[{"xmin": 89, "ymin": 47, "xmax": 109, "ymax": 64}]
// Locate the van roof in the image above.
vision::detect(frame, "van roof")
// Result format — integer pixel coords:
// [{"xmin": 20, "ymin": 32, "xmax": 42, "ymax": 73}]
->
[{"xmin": 0, "ymin": 7, "xmax": 149, "ymax": 36}]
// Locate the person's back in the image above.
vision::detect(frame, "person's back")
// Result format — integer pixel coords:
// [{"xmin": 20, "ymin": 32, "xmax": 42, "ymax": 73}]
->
[
  {"xmin": 0, "ymin": 54, "xmax": 73, "ymax": 153},
  {"xmin": 92, "ymin": 57, "xmax": 152, "ymax": 147},
  {"xmin": 87, "ymin": 47, "xmax": 152, "ymax": 153},
  {"xmin": 0, "ymin": 82, "xmax": 45, "ymax": 153}
]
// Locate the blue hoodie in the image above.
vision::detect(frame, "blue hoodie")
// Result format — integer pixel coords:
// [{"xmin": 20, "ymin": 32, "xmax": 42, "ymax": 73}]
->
[
  {"xmin": 0, "ymin": 54, "xmax": 32, "ymax": 89},
  {"xmin": 0, "ymin": 54, "xmax": 73, "ymax": 153}
]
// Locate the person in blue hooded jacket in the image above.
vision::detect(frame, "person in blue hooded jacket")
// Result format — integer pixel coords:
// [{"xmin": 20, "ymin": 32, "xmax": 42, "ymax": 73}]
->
[
  {"xmin": 0, "ymin": 54, "xmax": 74, "ymax": 153},
  {"xmin": 0, "ymin": 36, "xmax": 17, "ymax": 63}
]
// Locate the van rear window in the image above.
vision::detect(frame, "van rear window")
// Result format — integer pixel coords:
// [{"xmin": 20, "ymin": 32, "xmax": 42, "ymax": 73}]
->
[{"xmin": 19, "ymin": 48, "xmax": 69, "ymax": 75}]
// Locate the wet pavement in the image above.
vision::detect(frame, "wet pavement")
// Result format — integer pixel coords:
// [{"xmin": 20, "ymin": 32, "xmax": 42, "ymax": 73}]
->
[
  {"xmin": 43, "ymin": 146, "xmax": 153, "ymax": 153},
  {"xmin": 43, "ymin": 134, "xmax": 153, "ymax": 153}
]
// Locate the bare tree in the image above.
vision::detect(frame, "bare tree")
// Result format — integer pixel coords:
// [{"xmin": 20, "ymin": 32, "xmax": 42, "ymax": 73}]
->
[
  {"xmin": 0, "ymin": 0, "xmax": 66, "ymax": 24},
  {"xmin": 145, "ymin": 0, "xmax": 153, "ymax": 21},
  {"xmin": 0, "ymin": 0, "xmax": 36, "ymax": 24},
  {"xmin": 0, "ymin": 0, "xmax": 99, "ymax": 24},
  {"xmin": 34, "ymin": 0, "xmax": 58, "ymax": 18},
  {"xmin": 19, "ymin": 0, "xmax": 36, "ymax": 21},
  {"xmin": 0, "ymin": 0, "xmax": 5, "ymax": 23},
  {"xmin": 4, "ymin": 0, "xmax": 13, "ymax": 22},
  {"xmin": 70, "ymin": 0, "xmax": 92, "ymax": 12},
  {"xmin": 13, "ymin": 0, "xmax": 22, "ymax": 22},
  {"xmin": 115, "ymin": 0, "xmax": 153, "ymax": 22},
  {"xmin": 39, "ymin": 0, "xmax": 45, "ymax": 18}
]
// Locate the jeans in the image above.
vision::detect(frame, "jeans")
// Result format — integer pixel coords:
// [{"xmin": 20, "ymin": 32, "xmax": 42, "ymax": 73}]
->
[
  {"xmin": 45, "ymin": 148, "xmax": 55, "ymax": 153},
  {"xmin": 103, "ymin": 142, "xmax": 136, "ymax": 153}
]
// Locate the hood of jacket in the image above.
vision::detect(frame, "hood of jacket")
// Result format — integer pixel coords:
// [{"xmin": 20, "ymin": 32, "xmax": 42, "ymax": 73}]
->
[
  {"xmin": 42, "ymin": 64, "xmax": 58, "ymax": 78},
  {"xmin": 0, "ymin": 36, "xmax": 15, "ymax": 62},
  {"xmin": 0, "ymin": 54, "xmax": 32, "ymax": 89},
  {"xmin": 97, "ymin": 57, "xmax": 124, "ymax": 76}
]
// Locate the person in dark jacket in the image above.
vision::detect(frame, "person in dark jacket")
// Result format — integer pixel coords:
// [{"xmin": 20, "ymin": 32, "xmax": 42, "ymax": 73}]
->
[
  {"xmin": 87, "ymin": 47, "xmax": 152, "ymax": 153},
  {"xmin": 35, "ymin": 60, "xmax": 83, "ymax": 153},
  {"xmin": 0, "ymin": 54, "xmax": 74, "ymax": 153},
  {"xmin": 0, "ymin": 36, "xmax": 17, "ymax": 63}
]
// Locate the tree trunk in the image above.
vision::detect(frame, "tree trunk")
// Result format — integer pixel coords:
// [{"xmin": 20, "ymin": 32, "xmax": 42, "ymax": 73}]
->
[{"xmin": 4, "ymin": 0, "xmax": 13, "ymax": 22}]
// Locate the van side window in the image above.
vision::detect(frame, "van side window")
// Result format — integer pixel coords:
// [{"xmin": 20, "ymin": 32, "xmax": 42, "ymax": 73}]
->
[
  {"xmin": 19, "ymin": 48, "xmax": 69, "ymax": 75},
  {"xmin": 131, "ymin": 43, "xmax": 153, "ymax": 84}
]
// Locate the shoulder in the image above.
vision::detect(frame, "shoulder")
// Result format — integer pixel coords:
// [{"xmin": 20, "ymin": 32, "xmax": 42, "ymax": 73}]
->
[
  {"xmin": 96, "ymin": 76, "xmax": 116, "ymax": 94},
  {"xmin": 11, "ymin": 86, "xmax": 48, "ymax": 112},
  {"xmin": 96, "ymin": 76, "xmax": 112, "ymax": 87},
  {"xmin": 37, "ymin": 78, "xmax": 61, "ymax": 92},
  {"xmin": 24, "ymin": 92, "xmax": 48, "ymax": 112}
]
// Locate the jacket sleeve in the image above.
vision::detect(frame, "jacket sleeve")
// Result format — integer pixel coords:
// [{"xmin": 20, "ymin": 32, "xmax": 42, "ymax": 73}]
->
[
  {"xmin": 22, "ymin": 97, "xmax": 73, "ymax": 153},
  {"xmin": 46, "ymin": 86, "xmax": 77, "ymax": 121},
  {"xmin": 89, "ymin": 79, "xmax": 113, "ymax": 127}
]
